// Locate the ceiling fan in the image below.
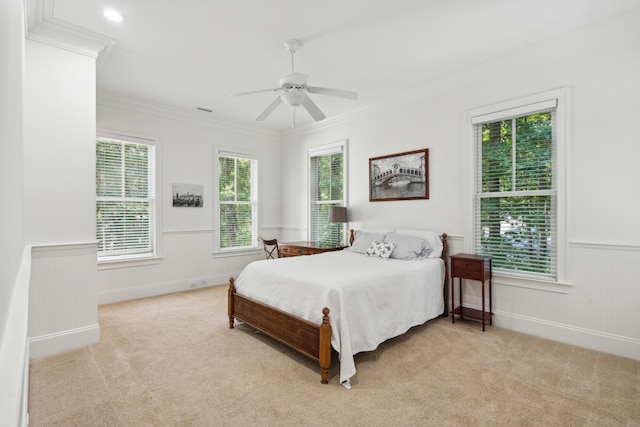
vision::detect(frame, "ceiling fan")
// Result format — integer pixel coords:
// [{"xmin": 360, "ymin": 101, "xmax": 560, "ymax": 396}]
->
[{"xmin": 231, "ymin": 39, "xmax": 358, "ymax": 128}]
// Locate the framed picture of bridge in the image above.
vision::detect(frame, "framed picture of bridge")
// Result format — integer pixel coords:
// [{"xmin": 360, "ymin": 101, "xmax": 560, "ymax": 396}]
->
[{"xmin": 369, "ymin": 148, "xmax": 429, "ymax": 202}]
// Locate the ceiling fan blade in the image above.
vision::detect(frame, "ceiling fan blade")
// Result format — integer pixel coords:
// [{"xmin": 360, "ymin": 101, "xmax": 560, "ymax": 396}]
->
[
  {"xmin": 302, "ymin": 96, "xmax": 326, "ymax": 121},
  {"xmin": 230, "ymin": 88, "xmax": 281, "ymax": 97},
  {"xmin": 307, "ymin": 86, "xmax": 358, "ymax": 100},
  {"xmin": 256, "ymin": 96, "xmax": 283, "ymax": 121}
]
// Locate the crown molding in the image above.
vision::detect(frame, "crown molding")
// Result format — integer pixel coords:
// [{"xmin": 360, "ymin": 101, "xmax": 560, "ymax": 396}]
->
[
  {"xmin": 284, "ymin": 9, "xmax": 640, "ymax": 139},
  {"xmin": 97, "ymin": 91, "xmax": 281, "ymax": 141},
  {"xmin": 24, "ymin": 0, "xmax": 118, "ymax": 66}
]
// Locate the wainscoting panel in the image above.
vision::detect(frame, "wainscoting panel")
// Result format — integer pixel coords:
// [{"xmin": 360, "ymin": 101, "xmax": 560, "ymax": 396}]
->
[
  {"xmin": 456, "ymin": 240, "xmax": 640, "ymax": 361},
  {"xmin": 29, "ymin": 242, "xmax": 99, "ymax": 358}
]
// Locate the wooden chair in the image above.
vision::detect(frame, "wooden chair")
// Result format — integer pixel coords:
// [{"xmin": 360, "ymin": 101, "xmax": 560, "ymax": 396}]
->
[{"xmin": 258, "ymin": 237, "xmax": 280, "ymax": 259}]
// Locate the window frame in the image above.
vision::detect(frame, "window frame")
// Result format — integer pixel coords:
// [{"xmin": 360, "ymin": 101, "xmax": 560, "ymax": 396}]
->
[
  {"xmin": 96, "ymin": 130, "xmax": 161, "ymax": 265},
  {"xmin": 308, "ymin": 140, "xmax": 348, "ymax": 246},
  {"xmin": 465, "ymin": 89, "xmax": 569, "ymax": 287},
  {"xmin": 214, "ymin": 147, "xmax": 259, "ymax": 254}
]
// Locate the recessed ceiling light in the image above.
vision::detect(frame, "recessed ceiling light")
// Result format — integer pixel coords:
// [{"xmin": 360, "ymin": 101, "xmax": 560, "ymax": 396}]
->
[{"xmin": 104, "ymin": 9, "xmax": 125, "ymax": 23}]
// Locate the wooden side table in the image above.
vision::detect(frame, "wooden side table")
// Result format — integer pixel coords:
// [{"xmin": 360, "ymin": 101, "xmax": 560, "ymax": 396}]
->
[
  {"xmin": 279, "ymin": 241, "xmax": 347, "ymax": 257},
  {"xmin": 450, "ymin": 253, "xmax": 493, "ymax": 331}
]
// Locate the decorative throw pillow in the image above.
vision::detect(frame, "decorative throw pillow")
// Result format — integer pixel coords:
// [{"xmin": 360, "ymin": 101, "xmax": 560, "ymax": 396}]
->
[{"xmin": 365, "ymin": 240, "xmax": 396, "ymax": 259}]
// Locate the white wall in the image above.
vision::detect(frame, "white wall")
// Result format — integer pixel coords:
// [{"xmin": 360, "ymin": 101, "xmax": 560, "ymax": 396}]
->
[
  {"xmin": 24, "ymin": 39, "xmax": 100, "ymax": 357},
  {"xmin": 95, "ymin": 100, "xmax": 282, "ymax": 303},
  {"xmin": 0, "ymin": 0, "xmax": 29, "ymax": 424},
  {"xmin": 281, "ymin": 13, "xmax": 640, "ymax": 360}
]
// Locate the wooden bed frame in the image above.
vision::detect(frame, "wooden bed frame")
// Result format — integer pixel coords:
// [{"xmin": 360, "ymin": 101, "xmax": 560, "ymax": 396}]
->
[{"xmin": 228, "ymin": 230, "xmax": 448, "ymax": 384}]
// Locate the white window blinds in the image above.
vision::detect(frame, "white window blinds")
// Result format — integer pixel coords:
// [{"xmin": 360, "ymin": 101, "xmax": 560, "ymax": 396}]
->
[
  {"xmin": 309, "ymin": 145, "xmax": 345, "ymax": 245},
  {"xmin": 218, "ymin": 151, "xmax": 257, "ymax": 250},
  {"xmin": 96, "ymin": 138, "xmax": 156, "ymax": 260},
  {"xmin": 473, "ymin": 101, "xmax": 557, "ymax": 279}
]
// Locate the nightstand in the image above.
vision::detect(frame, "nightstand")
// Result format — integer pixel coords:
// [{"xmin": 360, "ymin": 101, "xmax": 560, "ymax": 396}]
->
[
  {"xmin": 278, "ymin": 241, "xmax": 347, "ymax": 257},
  {"xmin": 450, "ymin": 253, "xmax": 493, "ymax": 331}
]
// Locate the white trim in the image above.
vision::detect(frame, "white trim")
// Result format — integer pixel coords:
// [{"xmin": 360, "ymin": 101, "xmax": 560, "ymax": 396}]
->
[
  {"xmin": 25, "ymin": 0, "xmax": 116, "ymax": 60},
  {"xmin": 492, "ymin": 310, "xmax": 640, "ymax": 362},
  {"xmin": 212, "ymin": 249, "xmax": 262, "ymax": 258},
  {"xmin": 492, "ymin": 274, "xmax": 572, "ymax": 293},
  {"xmin": 97, "ymin": 92, "xmax": 280, "ymax": 140},
  {"xmin": 569, "ymin": 241, "xmax": 640, "ymax": 252},
  {"xmin": 97, "ymin": 278, "xmax": 237, "ymax": 305},
  {"xmin": 31, "ymin": 241, "xmax": 97, "ymax": 253},
  {"xmin": 308, "ymin": 140, "xmax": 345, "ymax": 157},
  {"xmin": 28, "ymin": 324, "xmax": 100, "ymax": 359},
  {"xmin": 218, "ymin": 150, "xmax": 258, "ymax": 160},
  {"xmin": 471, "ymin": 99, "xmax": 557, "ymax": 125},
  {"xmin": 163, "ymin": 228, "xmax": 214, "ymax": 236},
  {"xmin": 97, "ymin": 255, "xmax": 164, "ymax": 270},
  {"xmin": 0, "ymin": 247, "xmax": 31, "ymax": 427}
]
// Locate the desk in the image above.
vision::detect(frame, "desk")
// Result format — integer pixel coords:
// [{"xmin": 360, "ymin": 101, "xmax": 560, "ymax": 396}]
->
[{"xmin": 279, "ymin": 241, "xmax": 347, "ymax": 257}]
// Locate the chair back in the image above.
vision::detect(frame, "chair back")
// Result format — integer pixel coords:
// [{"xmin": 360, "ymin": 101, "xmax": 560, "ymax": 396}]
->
[{"xmin": 258, "ymin": 237, "xmax": 279, "ymax": 259}]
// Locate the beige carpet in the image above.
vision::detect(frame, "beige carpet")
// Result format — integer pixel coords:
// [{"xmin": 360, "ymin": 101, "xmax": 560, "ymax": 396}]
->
[{"xmin": 29, "ymin": 285, "xmax": 640, "ymax": 426}]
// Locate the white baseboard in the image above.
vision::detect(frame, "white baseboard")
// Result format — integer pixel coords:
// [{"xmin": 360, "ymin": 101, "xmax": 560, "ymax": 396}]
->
[
  {"xmin": 493, "ymin": 311, "xmax": 640, "ymax": 361},
  {"xmin": 29, "ymin": 324, "xmax": 100, "ymax": 359},
  {"xmin": 97, "ymin": 271, "xmax": 240, "ymax": 305}
]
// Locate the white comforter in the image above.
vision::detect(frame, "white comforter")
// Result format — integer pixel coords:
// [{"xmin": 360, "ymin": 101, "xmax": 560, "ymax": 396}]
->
[{"xmin": 234, "ymin": 250, "xmax": 445, "ymax": 384}]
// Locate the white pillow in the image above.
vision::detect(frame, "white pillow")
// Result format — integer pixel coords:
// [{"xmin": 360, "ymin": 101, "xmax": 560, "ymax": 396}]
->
[
  {"xmin": 384, "ymin": 232, "xmax": 430, "ymax": 260},
  {"xmin": 348, "ymin": 230, "xmax": 387, "ymax": 253},
  {"xmin": 394, "ymin": 229, "xmax": 444, "ymax": 259},
  {"xmin": 365, "ymin": 240, "xmax": 395, "ymax": 259}
]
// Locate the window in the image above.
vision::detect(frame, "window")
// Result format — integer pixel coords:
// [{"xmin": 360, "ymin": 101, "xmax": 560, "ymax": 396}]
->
[
  {"xmin": 96, "ymin": 137, "xmax": 156, "ymax": 260},
  {"xmin": 471, "ymin": 93, "xmax": 566, "ymax": 282},
  {"xmin": 216, "ymin": 150, "xmax": 258, "ymax": 251},
  {"xmin": 309, "ymin": 142, "xmax": 347, "ymax": 246}
]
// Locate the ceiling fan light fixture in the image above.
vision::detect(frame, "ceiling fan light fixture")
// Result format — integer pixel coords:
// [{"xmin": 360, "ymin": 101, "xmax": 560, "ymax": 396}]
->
[{"xmin": 281, "ymin": 89, "xmax": 306, "ymax": 107}]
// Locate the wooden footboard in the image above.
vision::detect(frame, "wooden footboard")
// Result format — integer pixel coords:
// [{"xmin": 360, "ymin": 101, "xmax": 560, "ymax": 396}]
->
[{"xmin": 228, "ymin": 278, "xmax": 332, "ymax": 384}]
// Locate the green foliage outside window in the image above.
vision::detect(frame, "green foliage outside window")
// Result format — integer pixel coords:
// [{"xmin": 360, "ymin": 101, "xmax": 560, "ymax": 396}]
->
[
  {"xmin": 479, "ymin": 112, "xmax": 555, "ymax": 276},
  {"xmin": 311, "ymin": 152, "xmax": 344, "ymax": 245},
  {"xmin": 219, "ymin": 156, "xmax": 256, "ymax": 249}
]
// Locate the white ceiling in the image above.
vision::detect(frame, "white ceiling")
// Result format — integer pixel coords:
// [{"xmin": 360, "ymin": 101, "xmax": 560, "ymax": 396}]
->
[{"xmin": 38, "ymin": 0, "xmax": 640, "ymax": 132}]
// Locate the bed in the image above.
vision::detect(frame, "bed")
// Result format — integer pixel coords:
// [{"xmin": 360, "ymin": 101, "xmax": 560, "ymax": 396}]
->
[{"xmin": 228, "ymin": 229, "xmax": 449, "ymax": 387}]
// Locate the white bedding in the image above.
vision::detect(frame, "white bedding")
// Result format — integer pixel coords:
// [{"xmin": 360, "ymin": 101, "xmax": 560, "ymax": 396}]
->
[{"xmin": 234, "ymin": 249, "xmax": 445, "ymax": 384}]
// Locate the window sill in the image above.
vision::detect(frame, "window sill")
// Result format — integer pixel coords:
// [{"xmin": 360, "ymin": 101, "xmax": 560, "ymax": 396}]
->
[
  {"xmin": 492, "ymin": 272, "xmax": 572, "ymax": 294},
  {"xmin": 213, "ymin": 248, "xmax": 262, "ymax": 258},
  {"xmin": 98, "ymin": 255, "xmax": 164, "ymax": 270}
]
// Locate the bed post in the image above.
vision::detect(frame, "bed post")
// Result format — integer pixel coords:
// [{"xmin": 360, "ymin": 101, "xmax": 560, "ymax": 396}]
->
[
  {"xmin": 441, "ymin": 233, "xmax": 449, "ymax": 317},
  {"xmin": 319, "ymin": 307, "xmax": 331, "ymax": 384},
  {"xmin": 228, "ymin": 277, "xmax": 235, "ymax": 328},
  {"xmin": 349, "ymin": 229, "xmax": 355, "ymax": 246}
]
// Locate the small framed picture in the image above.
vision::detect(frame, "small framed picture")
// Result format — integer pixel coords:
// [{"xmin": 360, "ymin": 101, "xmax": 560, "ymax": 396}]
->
[{"xmin": 172, "ymin": 183, "xmax": 203, "ymax": 207}]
